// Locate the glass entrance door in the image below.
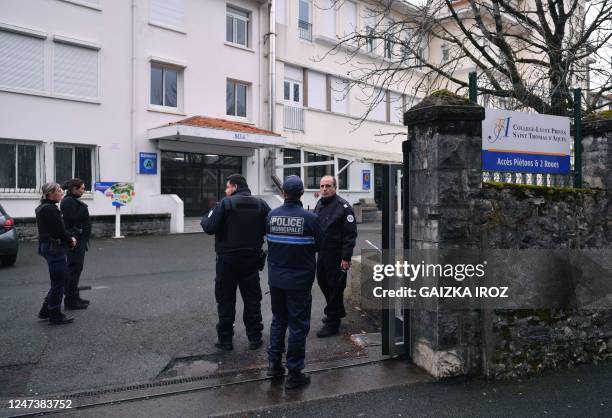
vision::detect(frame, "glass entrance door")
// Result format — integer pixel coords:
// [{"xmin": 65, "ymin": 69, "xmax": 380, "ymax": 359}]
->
[{"xmin": 161, "ymin": 151, "xmax": 243, "ymax": 216}]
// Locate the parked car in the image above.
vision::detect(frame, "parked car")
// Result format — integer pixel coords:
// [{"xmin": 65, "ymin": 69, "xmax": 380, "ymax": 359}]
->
[{"xmin": 0, "ymin": 203, "xmax": 18, "ymax": 266}]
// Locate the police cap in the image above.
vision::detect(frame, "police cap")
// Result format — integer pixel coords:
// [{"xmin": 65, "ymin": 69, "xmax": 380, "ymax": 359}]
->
[{"xmin": 282, "ymin": 175, "xmax": 304, "ymax": 195}]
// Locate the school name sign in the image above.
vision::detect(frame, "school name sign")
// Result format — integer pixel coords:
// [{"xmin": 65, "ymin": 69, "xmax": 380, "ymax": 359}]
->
[{"xmin": 482, "ymin": 109, "xmax": 571, "ymax": 174}]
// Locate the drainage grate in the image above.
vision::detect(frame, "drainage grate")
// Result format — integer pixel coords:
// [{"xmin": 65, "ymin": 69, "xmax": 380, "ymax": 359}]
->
[{"xmin": 0, "ymin": 350, "xmax": 369, "ymax": 407}]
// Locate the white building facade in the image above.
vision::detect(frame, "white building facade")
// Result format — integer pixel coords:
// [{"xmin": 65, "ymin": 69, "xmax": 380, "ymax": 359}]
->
[{"xmin": 0, "ymin": 0, "xmax": 415, "ymax": 230}]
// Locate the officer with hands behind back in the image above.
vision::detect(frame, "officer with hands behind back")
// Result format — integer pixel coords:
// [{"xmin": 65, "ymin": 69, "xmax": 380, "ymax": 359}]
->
[
  {"xmin": 60, "ymin": 178, "xmax": 91, "ymax": 310},
  {"xmin": 266, "ymin": 175, "xmax": 323, "ymax": 390},
  {"xmin": 201, "ymin": 174, "xmax": 270, "ymax": 351},
  {"xmin": 314, "ymin": 175, "xmax": 357, "ymax": 338},
  {"xmin": 36, "ymin": 182, "xmax": 78, "ymax": 325}
]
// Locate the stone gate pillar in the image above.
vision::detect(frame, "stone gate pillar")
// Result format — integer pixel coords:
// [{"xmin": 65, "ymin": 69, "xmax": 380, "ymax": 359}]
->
[{"xmin": 403, "ymin": 93, "xmax": 485, "ymax": 378}]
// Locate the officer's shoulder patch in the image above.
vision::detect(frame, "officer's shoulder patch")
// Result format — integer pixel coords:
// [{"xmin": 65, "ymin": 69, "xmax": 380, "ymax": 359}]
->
[
  {"xmin": 347, "ymin": 214, "xmax": 355, "ymax": 223},
  {"xmin": 344, "ymin": 204, "xmax": 348, "ymax": 208}
]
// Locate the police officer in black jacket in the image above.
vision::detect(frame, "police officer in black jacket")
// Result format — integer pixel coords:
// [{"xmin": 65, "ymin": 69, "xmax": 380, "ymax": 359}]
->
[
  {"xmin": 60, "ymin": 178, "xmax": 91, "ymax": 310},
  {"xmin": 201, "ymin": 174, "xmax": 271, "ymax": 351},
  {"xmin": 36, "ymin": 182, "xmax": 77, "ymax": 325},
  {"xmin": 314, "ymin": 175, "xmax": 357, "ymax": 337},
  {"xmin": 266, "ymin": 175, "xmax": 323, "ymax": 389}
]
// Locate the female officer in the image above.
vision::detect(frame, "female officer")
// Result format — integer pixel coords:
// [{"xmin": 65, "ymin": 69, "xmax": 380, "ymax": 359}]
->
[
  {"xmin": 36, "ymin": 182, "xmax": 77, "ymax": 325},
  {"xmin": 61, "ymin": 178, "xmax": 91, "ymax": 310}
]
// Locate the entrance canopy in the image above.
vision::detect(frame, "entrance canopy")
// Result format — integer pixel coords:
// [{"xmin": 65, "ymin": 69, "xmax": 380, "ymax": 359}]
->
[
  {"xmin": 287, "ymin": 141, "xmax": 403, "ymax": 165},
  {"xmin": 148, "ymin": 116, "xmax": 286, "ymax": 156}
]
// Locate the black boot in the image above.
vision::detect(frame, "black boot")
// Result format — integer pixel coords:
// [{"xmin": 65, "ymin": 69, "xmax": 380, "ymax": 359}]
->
[
  {"xmin": 77, "ymin": 296, "xmax": 90, "ymax": 305},
  {"xmin": 215, "ymin": 339, "xmax": 233, "ymax": 351},
  {"xmin": 48, "ymin": 308, "xmax": 74, "ymax": 325},
  {"xmin": 285, "ymin": 370, "xmax": 310, "ymax": 389},
  {"xmin": 267, "ymin": 360, "xmax": 285, "ymax": 377},
  {"xmin": 248, "ymin": 339, "xmax": 263, "ymax": 350},
  {"xmin": 65, "ymin": 299, "xmax": 88, "ymax": 310},
  {"xmin": 38, "ymin": 302, "xmax": 50, "ymax": 319},
  {"xmin": 316, "ymin": 324, "xmax": 339, "ymax": 338}
]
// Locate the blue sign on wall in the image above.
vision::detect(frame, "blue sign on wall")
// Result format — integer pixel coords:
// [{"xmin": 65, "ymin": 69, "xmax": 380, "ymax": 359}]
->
[
  {"xmin": 362, "ymin": 170, "xmax": 371, "ymax": 190},
  {"xmin": 139, "ymin": 152, "xmax": 158, "ymax": 174}
]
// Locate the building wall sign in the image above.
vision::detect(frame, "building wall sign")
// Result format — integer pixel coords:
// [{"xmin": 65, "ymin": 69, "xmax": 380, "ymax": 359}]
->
[
  {"xmin": 482, "ymin": 109, "xmax": 571, "ymax": 174},
  {"xmin": 362, "ymin": 169, "xmax": 371, "ymax": 190},
  {"xmin": 139, "ymin": 152, "xmax": 158, "ymax": 174}
]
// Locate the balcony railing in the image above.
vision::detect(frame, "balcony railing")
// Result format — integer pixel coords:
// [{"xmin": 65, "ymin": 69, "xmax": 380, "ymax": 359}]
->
[
  {"xmin": 298, "ymin": 20, "xmax": 312, "ymax": 42},
  {"xmin": 284, "ymin": 105, "xmax": 304, "ymax": 132}
]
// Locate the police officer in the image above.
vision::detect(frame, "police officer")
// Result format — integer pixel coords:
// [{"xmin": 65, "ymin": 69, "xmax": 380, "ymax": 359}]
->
[
  {"xmin": 61, "ymin": 178, "xmax": 91, "ymax": 310},
  {"xmin": 36, "ymin": 182, "xmax": 77, "ymax": 325},
  {"xmin": 201, "ymin": 174, "xmax": 270, "ymax": 351},
  {"xmin": 314, "ymin": 175, "xmax": 357, "ymax": 338},
  {"xmin": 266, "ymin": 175, "xmax": 323, "ymax": 390}
]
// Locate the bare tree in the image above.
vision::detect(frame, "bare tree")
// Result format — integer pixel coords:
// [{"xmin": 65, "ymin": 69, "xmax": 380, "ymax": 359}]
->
[{"xmin": 318, "ymin": 0, "xmax": 612, "ymax": 117}]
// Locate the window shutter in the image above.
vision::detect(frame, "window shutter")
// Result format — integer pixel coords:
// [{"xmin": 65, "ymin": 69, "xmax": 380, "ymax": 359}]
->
[
  {"xmin": 390, "ymin": 91, "xmax": 403, "ymax": 124},
  {"xmin": 150, "ymin": 0, "xmax": 185, "ymax": 31},
  {"xmin": 371, "ymin": 88, "xmax": 386, "ymax": 121},
  {"xmin": 342, "ymin": 1, "xmax": 357, "ymax": 36},
  {"xmin": 307, "ymin": 70, "xmax": 326, "ymax": 110},
  {"xmin": 330, "ymin": 77, "xmax": 349, "ymax": 114},
  {"xmin": 320, "ymin": 0, "xmax": 335, "ymax": 38},
  {"xmin": 0, "ymin": 31, "xmax": 44, "ymax": 91},
  {"xmin": 53, "ymin": 43, "xmax": 99, "ymax": 98}
]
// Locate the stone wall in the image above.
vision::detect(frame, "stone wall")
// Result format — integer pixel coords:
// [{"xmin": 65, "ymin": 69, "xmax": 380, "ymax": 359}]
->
[
  {"xmin": 14, "ymin": 213, "xmax": 171, "ymax": 241},
  {"xmin": 472, "ymin": 184, "xmax": 612, "ymax": 379},
  {"xmin": 492, "ymin": 309, "xmax": 612, "ymax": 380}
]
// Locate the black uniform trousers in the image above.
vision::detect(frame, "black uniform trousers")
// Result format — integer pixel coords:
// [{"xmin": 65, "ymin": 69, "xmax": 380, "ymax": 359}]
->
[
  {"xmin": 316, "ymin": 250, "xmax": 347, "ymax": 328},
  {"xmin": 215, "ymin": 253, "xmax": 263, "ymax": 342},
  {"xmin": 39, "ymin": 242, "xmax": 69, "ymax": 310},
  {"xmin": 267, "ymin": 286, "xmax": 312, "ymax": 371},
  {"xmin": 65, "ymin": 240, "xmax": 86, "ymax": 303}
]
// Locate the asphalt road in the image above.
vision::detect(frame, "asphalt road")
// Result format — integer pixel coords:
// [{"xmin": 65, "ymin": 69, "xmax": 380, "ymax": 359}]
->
[
  {"xmin": 0, "ymin": 223, "xmax": 392, "ymax": 398},
  {"xmin": 245, "ymin": 360, "xmax": 612, "ymax": 418}
]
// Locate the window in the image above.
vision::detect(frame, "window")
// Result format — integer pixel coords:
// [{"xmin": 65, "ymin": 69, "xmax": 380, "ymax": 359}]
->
[
  {"xmin": 384, "ymin": 35, "xmax": 393, "ymax": 59},
  {"xmin": 0, "ymin": 141, "xmax": 39, "ymax": 191},
  {"xmin": 150, "ymin": 0, "xmax": 185, "ymax": 32},
  {"xmin": 53, "ymin": 42, "xmax": 99, "ymax": 98},
  {"xmin": 226, "ymin": 80, "xmax": 248, "ymax": 117},
  {"xmin": 0, "ymin": 30, "xmax": 45, "ymax": 92},
  {"xmin": 226, "ymin": 6, "xmax": 249, "ymax": 47},
  {"xmin": 151, "ymin": 64, "xmax": 180, "ymax": 108},
  {"xmin": 281, "ymin": 148, "xmax": 301, "ymax": 180},
  {"xmin": 283, "ymin": 167, "xmax": 301, "ymax": 179},
  {"xmin": 306, "ymin": 165, "xmax": 334, "ymax": 189},
  {"xmin": 441, "ymin": 43, "xmax": 449, "ymax": 63},
  {"xmin": 365, "ymin": 26, "xmax": 374, "ymax": 53},
  {"xmin": 298, "ymin": 0, "xmax": 312, "ymax": 41},
  {"xmin": 284, "ymin": 80, "xmax": 302, "ymax": 104},
  {"xmin": 54, "ymin": 145, "xmax": 94, "ymax": 190},
  {"xmin": 338, "ymin": 158, "xmax": 349, "ymax": 190},
  {"xmin": 320, "ymin": 0, "xmax": 336, "ymax": 38},
  {"xmin": 283, "ymin": 148, "xmax": 301, "ymax": 165},
  {"xmin": 305, "ymin": 151, "xmax": 331, "ymax": 162}
]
